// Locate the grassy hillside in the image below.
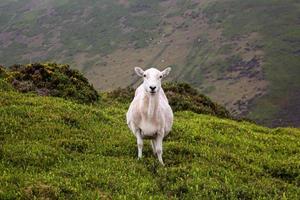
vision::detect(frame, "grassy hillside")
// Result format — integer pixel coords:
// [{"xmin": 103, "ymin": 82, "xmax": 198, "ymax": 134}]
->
[
  {"xmin": 1, "ymin": 87, "xmax": 299, "ymax": 199},
  {"xmin": 0, "ymin": 0, "xmax": 299, "ymax": 127}
]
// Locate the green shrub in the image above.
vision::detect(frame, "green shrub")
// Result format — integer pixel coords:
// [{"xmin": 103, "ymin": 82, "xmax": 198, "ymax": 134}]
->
[
  {"xmin": 163, "ymin": 82, "xmax": 231, "ymax": 118},
  {"xmin": 106, "ymin": 86, "xmax": 135, "ymax": 104},
  {"xmin": 0, "ymin": 65, "xmax": 6, "ymax": 78},
  {"xmin": 0, "ymin": 66, "xmax": 14, "ymax": 92},
  {"xmin": 0, "ymin": 79, "xmax": 14, "ymax": 92},
  {"xmin": 6, "ymin": 63, "xmax": 99, "ymax": 104}
]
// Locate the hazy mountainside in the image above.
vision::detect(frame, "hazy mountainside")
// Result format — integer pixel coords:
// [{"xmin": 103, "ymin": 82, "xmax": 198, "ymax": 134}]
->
[
  {"xmin": 0, "ymin": 0, "xmax": 299, "ymax": 127},
  {"xmin": 1, "ymin": 81, "xmax": 300, "ymax": 199}
]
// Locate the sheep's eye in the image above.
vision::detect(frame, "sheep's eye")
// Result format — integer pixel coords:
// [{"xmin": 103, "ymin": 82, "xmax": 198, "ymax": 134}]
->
[
  {"xmin": 159, "ymin": 75, "xmax": 162, "ymax": 78},
  {"xmin": 143, "ymin": 74, "xmax": 146, "ymax": 77}
]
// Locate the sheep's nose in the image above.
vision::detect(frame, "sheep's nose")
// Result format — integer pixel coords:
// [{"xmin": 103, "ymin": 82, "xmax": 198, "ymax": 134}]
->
[{"xmin": 150, "ymin": 86, "xmax": 156, "ymax": 91}]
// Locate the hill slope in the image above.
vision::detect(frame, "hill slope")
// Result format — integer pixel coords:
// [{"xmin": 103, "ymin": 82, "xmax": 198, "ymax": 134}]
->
[
  {"xmin": 1, "ymin": 89, "xmax": 299, "ymax": 199},
  {"xmin": 0, "ymin": 0, "xmax": 299, "ymax": 127}
]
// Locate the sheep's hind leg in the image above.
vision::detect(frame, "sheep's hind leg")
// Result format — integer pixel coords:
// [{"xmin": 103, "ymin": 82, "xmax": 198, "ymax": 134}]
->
[
  {"xmin": 155, "ymin": 134, "xmax": 164, "ymax": 166},
  {"xmin": 151, "ymin": 139, "xmax": 156, "ymax": 155},
  {"xmin": 136, "ymin": 129, "xmax": 143, "ymax": 159}
]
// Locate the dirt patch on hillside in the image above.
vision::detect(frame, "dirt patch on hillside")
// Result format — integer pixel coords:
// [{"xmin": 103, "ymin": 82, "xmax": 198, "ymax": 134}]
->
[
  {"xmin": 0, "ymin": 32, "xmax": 14, "ymax": 47},
  {"xmin": 86, "ymin": 46, "xmax": 164, "ymax": 90},
  {"xmin": 269, "ymin": 89, "xmax": 300, "ymax": 127},
  {"xmin": 117, "ymin": 0, "xmax": 130, "ymax": 7},
  {"xmin": 207, "ymin": 75, "xmax": 268, "ymax": 116}
]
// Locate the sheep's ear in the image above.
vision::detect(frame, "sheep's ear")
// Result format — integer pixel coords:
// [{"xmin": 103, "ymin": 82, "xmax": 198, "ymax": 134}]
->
[
  {"xmin": 162, "ymin": 67, "xmax": 171, "ymax": 78},
  {"xmin": 135, "ymin": 67, "xmax": 144, "ymax": 77}
]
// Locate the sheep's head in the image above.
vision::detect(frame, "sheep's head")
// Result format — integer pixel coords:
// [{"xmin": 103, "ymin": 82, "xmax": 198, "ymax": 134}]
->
[{"xmin": 135, "ymin": 67, "xmax": 171, "ymax": 95}]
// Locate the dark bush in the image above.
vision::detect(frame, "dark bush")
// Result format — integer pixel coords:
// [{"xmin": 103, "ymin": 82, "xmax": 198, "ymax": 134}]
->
[
  {"xmin": 106, "ymin": 87, "xmax": 135, "ymax": 104},
  {"xmin": 163, "ymin": 82, "xmax": 231, "ymax": 118},
  {"xmin": 107, "ymin": 82, "xmax": 231, "ymax": 118},
  {"xmin": 6, "ymin": 63, "xmax": 99, "ymax": 104}
]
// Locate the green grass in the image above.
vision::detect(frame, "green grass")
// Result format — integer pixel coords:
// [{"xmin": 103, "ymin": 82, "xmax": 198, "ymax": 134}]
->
[{"xmin": 0, "ymin": 88, "xmax": 299, "ymax": 199}]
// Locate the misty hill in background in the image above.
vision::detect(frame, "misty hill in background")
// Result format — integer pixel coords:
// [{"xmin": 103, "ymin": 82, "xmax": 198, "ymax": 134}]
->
[{"xmin": 0, "ymin": 0, "xmax": 299, "ymax": 127}]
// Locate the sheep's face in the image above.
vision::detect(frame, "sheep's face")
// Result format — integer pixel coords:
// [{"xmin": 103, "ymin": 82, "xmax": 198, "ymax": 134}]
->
[{"xmin": 135, "ymin": 67, "xmax": 171, "ymax": 95}]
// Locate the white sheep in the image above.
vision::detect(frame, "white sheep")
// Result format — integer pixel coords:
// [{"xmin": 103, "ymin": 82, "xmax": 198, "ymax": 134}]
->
[{"xmin": 126, "ymin": 67, "xmax": 173, "ymax": 166}]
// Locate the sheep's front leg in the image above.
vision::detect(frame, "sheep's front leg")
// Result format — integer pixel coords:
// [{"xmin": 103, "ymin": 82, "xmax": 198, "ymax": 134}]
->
[
  {"xmin": 155, "ymin": 134, "xmax": 164, "ymax": 166},
  {"xmin": 136, "ymin": 129, "xmax": 143, "ymax": 159}
]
